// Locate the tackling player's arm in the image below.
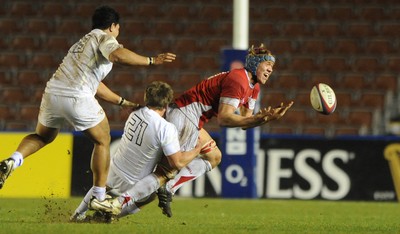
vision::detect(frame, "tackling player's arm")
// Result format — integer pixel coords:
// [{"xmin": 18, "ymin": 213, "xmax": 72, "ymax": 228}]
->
[
  {"xmin": 155, "ymin": 142, "xmax": 202, "ymax": 184},
  {"xmin": 166, "ymin": 142, "xmax": 202, "ymax": 170}
]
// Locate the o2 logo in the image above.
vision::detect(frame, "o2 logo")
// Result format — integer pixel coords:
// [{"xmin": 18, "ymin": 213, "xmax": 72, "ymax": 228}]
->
[{"xmin": 225, "ymin": 164, "xmax": 248, "ymax": 187}]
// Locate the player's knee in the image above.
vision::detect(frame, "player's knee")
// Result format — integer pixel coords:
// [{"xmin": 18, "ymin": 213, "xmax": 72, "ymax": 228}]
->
[
  {"xmin": 203, "ymin": 147, "xmax": 222, "ymax": 168},
  {"xmin": 213, "ymin": 148, "xmax": 222, "ymax": 166},
  {"xmin": 93, "ymin": 131, "xmax": 111, "ymax": 146}
]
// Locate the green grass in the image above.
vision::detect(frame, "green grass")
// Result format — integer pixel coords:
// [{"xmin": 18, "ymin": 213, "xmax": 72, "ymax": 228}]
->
[{"xmin": 0, "ymin": 197, "xmax": 399, "ymax": 234}]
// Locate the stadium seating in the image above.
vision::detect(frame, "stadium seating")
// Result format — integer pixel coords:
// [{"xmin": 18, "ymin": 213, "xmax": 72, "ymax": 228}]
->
[
  {"xmin": 0, "ymin": 104, "xmax": 14, "ymax": 121},
  {"xmin": 40, "ymin": 2, "xmax": 70, "ymax": 17},
  {"xmin": 314, "ymin": 21, "xmax": 342, "ymax": 37},
  {"xmin": 375, "ymin": 73, "xmax": 397, "ymax": 91},
  {"xmin": 346, "ymin": 22, "xmax": 377, "ymax": 37},
  {"xmin": 302, "ymin": 125, "xmax": 327, "ymax": 136},
  {"xmin": 25, "ymin": 18, "xmax": 54, "ymax": 34},
  {"xmin": 19, "ymin": 104, "xmax": 40, "ymax": 121},
  {"xmin": 333, "ymin": 38, "xmax": 360, "ymax": 54},
  {"xmin": 364, "ymin": 38, "xmax": 394, "ymax": 54},
  {"xmin": 0, "ymin": 52, "xmax": 25, "ymax": 68},
  {"xmin": 10, "ymin": 1, "xmax": 36, "ymax": 16},
  {"xmin": 327, "ymin": 5, "xmax": 356, "ymax": 20},
  {"xmin": 0, "ymin": 17, "xmax": 20, "ymax": 33},
  {"xmin": 46, "ymin": 35, "xmax": 71, "ymax": 51},
  {"xmin": 379, "ymin": 22, "xmax": 400, "ymax": 37},
  {"xmin": 321, "ymin": 55, "xmax": 350, "ymax": 72},
  {"xmin": 16, "ymin": 70, "xmax": 43, "ymax": 87},
  {"xmin": 300, "ymin": 38, "xmax": 330, "ymax": 54},
  {"xmin": 0, "ymin": 86, "xmax": 29, "ymax": 103},
  {"xmin": 294, "ymin": 6, "xmax": 321, "ymax": 20},
  {"xmin": 0, "ymin": 0, "xmax": 397, "ymax": 137},
  {"xmin": 359, "ymin": 5, "xmax": 386, "ymax": 21},
  {"xmin": 30, "ymin": 52, "xmax": 60, "ymax": 69},
  {"xmin": 165, "ymin": 3, "xmax": 193, "ymax": 20},
  {"xmin": 269, "ymin": 37, "xmax": 297, "ymax": 54}
]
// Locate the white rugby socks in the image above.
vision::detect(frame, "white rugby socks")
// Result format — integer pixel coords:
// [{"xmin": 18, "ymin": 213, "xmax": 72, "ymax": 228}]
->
[
  {"xmin": 129, "ymin": 173, "xmax": 160, "ymax": 201},
  {"xmin": 10, "ymin": 152, "xmax": 23, "ymax": 169},
  {"xmin": 92, "ymin": 186, "xmax": 106, "ymax": 201},
  {"xmin": 166, "ymin": 157, "xmax": 212, "ymax": 194},
  {"xmin": 118, "ymin": 173, "xmax": 160, "ymax": 217},
  {"xmin": 74, "ymin": 187, "xmax": 93, "ymax": 215}
]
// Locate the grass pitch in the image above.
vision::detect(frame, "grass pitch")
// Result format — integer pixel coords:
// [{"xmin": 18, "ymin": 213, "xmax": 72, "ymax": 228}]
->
[{"xmin": 0, "ymin": 197, "xmax": 399, "ymax": 234}]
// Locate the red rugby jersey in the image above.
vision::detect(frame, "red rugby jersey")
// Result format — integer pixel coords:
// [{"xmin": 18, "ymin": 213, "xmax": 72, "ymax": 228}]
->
[{"xmin": 174, "ymin": 68, "xmax": 260, "ymax": 129}]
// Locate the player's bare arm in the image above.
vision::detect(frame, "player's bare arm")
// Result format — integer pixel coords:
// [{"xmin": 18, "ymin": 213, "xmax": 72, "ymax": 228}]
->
[
  {"xmin": 242, "ymin": 101, "xmax": 294, "ymax": 130},
  {"xmin": 218, "ymin": 103, "xmax": 267, "ymax": 128},
  {"xmin": 154, "ymin": 140, "xmax": 203, "ymax": 186},
  {"xmin": 266, "ymin": 101, "xmax": 294, "ymax": 121},
  {"xmin": 166, "ymin": 141, "xmax": 202, "ymax": 170},
  {"xmin": 96, "ymin": 82, "xmax": 139, "ymax": 108},
  {"xmin": 217, "ymin": 101, "xmax": 294, "ymax": 129},
  {"xmin": 109, "ymin": 47, "xmax": 176, "ymax": 66},
  {"xmin": 239, "ymin": 106, "xmax": 253, "ymax": 117}
]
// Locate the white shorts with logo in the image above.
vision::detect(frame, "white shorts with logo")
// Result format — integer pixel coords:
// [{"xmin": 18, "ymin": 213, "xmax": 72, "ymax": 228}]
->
[{"xmin": 38, "ymin": 93, "xmax": 105, "ymax": 131}]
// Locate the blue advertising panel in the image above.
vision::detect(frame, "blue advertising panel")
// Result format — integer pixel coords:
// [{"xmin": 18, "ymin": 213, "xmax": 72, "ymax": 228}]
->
[
  {"xmin": 220, "ymin": 48, "xmax": 259, "ymax": 198},
  {"xmin": 220, "ymin": 127, "xmax": 259, "ymax": 198}
]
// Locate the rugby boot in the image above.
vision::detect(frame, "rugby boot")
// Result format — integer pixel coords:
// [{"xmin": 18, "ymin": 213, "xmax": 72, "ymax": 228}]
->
[
  {"xmin": 157, "ymin": 184, "xmax": 173, "ymax": 218},
  {"xmin": 0, "ymin": 158, "xmax": 14, "ymax": 189}
]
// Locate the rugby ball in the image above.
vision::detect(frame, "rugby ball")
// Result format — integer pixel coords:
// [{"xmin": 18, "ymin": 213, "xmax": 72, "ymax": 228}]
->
[{"xmin": 310, "ymin": 83, "xmax": 337, "ymax": 115}]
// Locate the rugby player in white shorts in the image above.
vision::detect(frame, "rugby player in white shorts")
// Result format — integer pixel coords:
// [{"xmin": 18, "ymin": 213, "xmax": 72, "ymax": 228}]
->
[
  {"xmin": 70, "ymin": 81, "xmax": 203, "ymax": 222},
  {"xmin": 0, "ymin": 5, "xmax": 176, "ymax": 214},
  {"xmin": 80, "ymin": 44, "xmax": 294, "ymax": 221}
]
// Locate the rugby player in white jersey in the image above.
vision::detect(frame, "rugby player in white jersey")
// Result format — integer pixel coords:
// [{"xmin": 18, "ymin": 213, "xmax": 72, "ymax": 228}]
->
[
  {"xmin": 0, "ymin": 5, "xmax": 176, "ymax": 213},
  {"xmin": 70, "ymin": 81, "xmax": 204, "ymax": 222},
  {"xmin": 84, "ymin": 44, "xmax": 294, "ymax": 221}
]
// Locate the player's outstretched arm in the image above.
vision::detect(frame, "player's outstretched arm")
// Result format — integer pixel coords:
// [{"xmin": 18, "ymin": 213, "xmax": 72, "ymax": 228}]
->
[
  {"xmin": 109, "ymin": 47, "xmax": 176, "ymax": 66},
  {"xmin": 242, "ymin": 101, "xmax": 294, "ymax": 130},
  {"xmin": 217, "ymin": 101, "xmax": 294, "ymax": 129}
]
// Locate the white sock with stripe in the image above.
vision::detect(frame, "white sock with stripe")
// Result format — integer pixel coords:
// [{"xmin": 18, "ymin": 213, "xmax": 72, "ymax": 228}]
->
[{"xmin": 166, "ymin": 157, "xmax": 212, "ymax": 194}]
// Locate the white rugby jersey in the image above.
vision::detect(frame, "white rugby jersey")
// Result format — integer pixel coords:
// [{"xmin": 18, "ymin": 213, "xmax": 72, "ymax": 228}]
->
[
  {"xmin": 112, "ymin": 107, "xmax": 181, "ymax": 183},
  {"xmin": 45, "ymin": 29, "xmax": 122, "ymax": 97}
]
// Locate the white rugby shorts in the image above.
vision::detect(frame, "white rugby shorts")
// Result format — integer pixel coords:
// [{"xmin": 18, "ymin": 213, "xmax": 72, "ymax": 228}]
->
[
  {"xmin": 106, "ymin": 164, "xmax": 134, "ymax": 196},
  {"xmin": 107, "ymin": 164, "xmax": 152, "ymax": 202},
  {"xmin": 38, "ymin": 93, "xmax": 105, "ymax": 131},
  {"xmin": 166, "ymin": 105, "xmax": 200, "ymax": 151}
]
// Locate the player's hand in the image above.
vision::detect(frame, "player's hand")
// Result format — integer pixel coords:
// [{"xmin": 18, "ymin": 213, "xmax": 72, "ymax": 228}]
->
[
  {"xmin": 120, "ymin": 99, "xmax": 142, "ymax": 111},
  {"xmin": 154, "ymin": 53, "xmax": 176, "ymax": 64},
  {"xmin": 258, "ymin": 101, "xmax": 294, "ymax": 123}
]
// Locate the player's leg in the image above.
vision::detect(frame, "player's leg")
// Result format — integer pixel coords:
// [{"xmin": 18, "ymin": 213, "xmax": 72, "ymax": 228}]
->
[
  {"xmin": 0, "ymin": 122, "xmax": 59, "ymax": 189},
  {"xmin": 166, "ymin": 128, "xmax": 220, "ymax": 193},
  {"xmin": 91, "ymin": 192, "xmax": 157, "ymax": 222},
  {"xmin": 83, "ymin": 117, "xmax": 111, "ymax": 191},
  {"xmin": 157, "ymin": 128, "xmax": 221, "ymax": 217},
  {"xmin": 117, "ymin": 192, "xmax": 157, "ymax": 218},
  {"xmin": 70, "ymin": 187, "xmax": 94, "ymax": 222},
  {"xmin": 83, "ymin": 117, "xmax": 118, "ymax": 213}
]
